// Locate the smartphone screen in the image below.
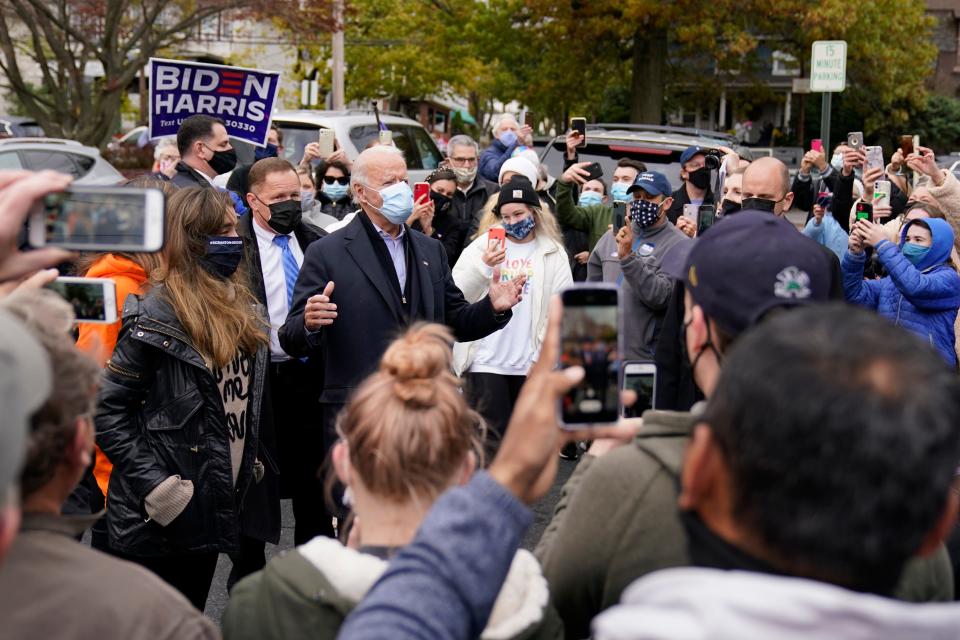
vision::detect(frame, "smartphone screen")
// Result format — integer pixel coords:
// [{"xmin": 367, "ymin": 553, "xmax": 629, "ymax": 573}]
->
[
  {"xmin": 900, "ymin": 135, "xmax": 914, "ymax": 157},
  {"xmin": 697, "ymin": 205, "xmax": 716, "ymax": 235},
  {"xmin": 414, "ymin": 182, "xmax": 430, "ymax": 204},
  {"xmin": 571, "ymin": 117, "xmax": 587, "ymax": 148},
  {"xmin": 318, "ymin": 128, "xmax": 336, "ymax": 157},
  {"xmin": 29, "ymin": 187, "xmax": 164, "ymax": 252},
  {"xmin": 856, "ymin": 201, "xmax": 873, "ymax": 220},
  {"xmin": 46, "ymin": 277, "xmax": 117, "ymax": 324},
  {"xmin": 560, "ymin": 285, "xmax": 620, "ymax": 426},
  {"xmin": 622, "ymin": 362, "xmax": 656, "ymax": 418},
  {"xmin": 613, "ymin": 201, "xmax": 626, "ymax": 229}
]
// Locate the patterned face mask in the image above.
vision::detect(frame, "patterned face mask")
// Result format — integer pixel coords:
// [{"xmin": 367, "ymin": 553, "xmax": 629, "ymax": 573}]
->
[
  {"xmin": 502, "ymin": 216, "xmax": 536, "ymax": 240},
  {"xmin": 630, "ymin": 199, "xmax": 662, "ymax": 229}
]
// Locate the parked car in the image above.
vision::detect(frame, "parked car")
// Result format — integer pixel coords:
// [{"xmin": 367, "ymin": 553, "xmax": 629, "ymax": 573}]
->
[
  {"xmin": 262, "ymin": 109, "xmax": 444, "ymax": 182},
  {"xmin": 537, "ymin": 124, "xmax": 751, "ymax": 189},
  {"xmin": 0, "ymin": 138, "xmax": 124, "ymax": 184},
  {"xmin": 749, "ymin": 146, "xmax": 804, "ymax": 178},
  {"xmin": 0, "ymin": 116, "xmax": 45, "ymax": 138}
]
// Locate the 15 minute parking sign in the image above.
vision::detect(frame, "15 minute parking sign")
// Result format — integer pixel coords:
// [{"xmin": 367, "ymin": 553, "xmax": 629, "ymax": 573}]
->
[{"xmin": 810, "ymin": 41, "xmax": 847, "ymax": 93}]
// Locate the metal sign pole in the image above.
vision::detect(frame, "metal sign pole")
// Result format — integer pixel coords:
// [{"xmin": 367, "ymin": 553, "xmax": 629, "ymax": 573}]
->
[{"xmin": 820, "ymin": 92, "xmax": 831, "ymax": 153}]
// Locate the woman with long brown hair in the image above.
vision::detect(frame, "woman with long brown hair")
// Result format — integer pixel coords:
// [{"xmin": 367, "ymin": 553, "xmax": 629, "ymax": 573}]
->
[{"xmin": 95, "ymin": 186, "xmax": 269, "ymax": 609}]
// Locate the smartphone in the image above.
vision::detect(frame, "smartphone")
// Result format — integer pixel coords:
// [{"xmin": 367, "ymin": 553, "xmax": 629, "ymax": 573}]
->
[
  {"xmin": 622, "ymin": 361, "xmax": 656, "ymax": 419},
  {"xmin": 584, "ymin": 162, "xmax": 603, "ymax": 181},
  {"xmin": 873, "ymin": 180, "xmax": 891, "ymax": 210},
  {"xmin": 520, "ymin": 110, "xmax": 534, "ymax": 129},
  {"xmin": 682, "ymin": 204, "xmax": 698, "ymax": 225},
  {"xmin": 847, "ymin": 131, "xmax": 863, "ymax": 150},
  {"xmin": 855, "ymin": 201, "xmax": 873, "ymax": 221},
  {"xmin": 318, "ymin": 128, "xmax": 336, "ymax": 157},
  {"xmin": 570, "ymin": 117, "xmax": 587, "ymax": 148},
  {"xmin": 697, "ymin": 204, "xmax": 716, "ymax": 235},
  {"xmin": 487, "ymin": 227, "xmax": 506, "ymax": 251},
  {"xmin": 560, "ymin": 285, "xmax": 620, "ymax": 427},
  {"xmin": 613, "ymin": 201, "xmax": 627, "ymax": 229},
  {"xmin": 900, "ymin": 135, "xmax": 914, "ymax": 157},
  {"xmin": 29, "ymin": 187, "xmax": 165, "ymax": 252},
  {"xmin": 46, "ymin": 277, "xmax": 118, "ymax": 324},
  {"xmin": 413, "ymin": 182, "xmax": 430, "ymax": 204},
  {"xmin": 865, "ymin": 146, "xmax": 884, "ymax": 173},
  {"xmin": 811, "ymin": 139, "xmax": 823, "ymax": 153},
  {"xmin": 378, "ymin": 129, "xmax": 393, "ymax": 145}
]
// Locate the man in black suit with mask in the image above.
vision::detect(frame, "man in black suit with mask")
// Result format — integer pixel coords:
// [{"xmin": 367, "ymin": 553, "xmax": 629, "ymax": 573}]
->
[{"xmin": 280, "ymin": 144, "xmax": 524, "ymax": 479}]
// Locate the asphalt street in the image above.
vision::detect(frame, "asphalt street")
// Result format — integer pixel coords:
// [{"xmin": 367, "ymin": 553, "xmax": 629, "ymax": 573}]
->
[{"xmin": 202, "ymin": 457, "xmax": 579, "ymax": 623}]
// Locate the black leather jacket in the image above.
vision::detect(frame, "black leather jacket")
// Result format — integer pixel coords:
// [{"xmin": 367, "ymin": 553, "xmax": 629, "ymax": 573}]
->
[{"xmin": 95, "ymin": 288, "xmax": 267, "ymax": 556}]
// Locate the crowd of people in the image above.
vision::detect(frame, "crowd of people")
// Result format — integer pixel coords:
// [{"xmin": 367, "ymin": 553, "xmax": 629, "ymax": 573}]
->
[{"xmin": 1, "ymin": 107, "xmax": 960, "ymax": 640}]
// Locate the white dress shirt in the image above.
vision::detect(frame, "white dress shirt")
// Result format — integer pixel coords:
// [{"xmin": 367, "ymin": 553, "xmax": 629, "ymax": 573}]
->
[{"xmin": 252, "ymin": 219, "xmax": 304, "ymax": 361}]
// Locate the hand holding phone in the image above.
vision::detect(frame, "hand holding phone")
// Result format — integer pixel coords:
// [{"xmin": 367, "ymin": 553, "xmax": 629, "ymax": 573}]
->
[
  {"xmin": 697, "ymin": 204, "xmax": 716, "ymax": 235},
  {"xmin": 900, "ymin": 135, "xmax": 914, "ymax": 158},
  {"xmin": 811, "ymin": 139, "xmax": 823, "ymax": 153},
  {"xmin": 413, "ymin": 182, "xmax": 430, "ymax": 204},
  {"xmin": 847, "ymin": 131, "xmax": 864, "ymax": 150},
  {"xmin": 855, "ymin": 201, "xmax": 873, "ymax": 221},
  {"xmin": 570, "ymin": 117, "xmax": 587, "ymax": 148},
  {"xmin": 583, "ymin": 162, "xmax": 603, "ymax": 181}
]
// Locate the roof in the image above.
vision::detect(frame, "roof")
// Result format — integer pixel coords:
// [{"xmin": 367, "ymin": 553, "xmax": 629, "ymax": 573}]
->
[{"xmin": 271, "ymin": 109, "xmax": 423, "ymax": 127}]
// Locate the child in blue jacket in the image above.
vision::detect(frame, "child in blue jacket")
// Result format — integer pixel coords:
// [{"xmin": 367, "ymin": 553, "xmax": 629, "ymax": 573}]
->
[{"xmin": 843, "ymin": 217, "xmax": 960, "ymax": 366}]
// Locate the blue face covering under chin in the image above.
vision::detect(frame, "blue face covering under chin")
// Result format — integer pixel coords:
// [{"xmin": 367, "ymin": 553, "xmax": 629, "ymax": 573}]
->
[{"xmin": 901, "ymin": 242, "xmax": 931, "ymax": 266}]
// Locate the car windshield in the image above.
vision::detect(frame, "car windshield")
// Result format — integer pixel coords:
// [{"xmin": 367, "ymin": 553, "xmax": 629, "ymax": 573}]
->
[{"xmin": 538, "ymin": 139, "xmax": 685, "ymax": 192}]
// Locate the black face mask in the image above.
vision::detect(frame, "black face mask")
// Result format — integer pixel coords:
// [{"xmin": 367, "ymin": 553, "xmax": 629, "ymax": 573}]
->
[
  {"xmin": 720, "ymin": 199, "xmax": 742, "ymax": 216},
  {"xmin": 263, "ymin": 198, "xmax": 303, "ymax": 236},
  {"xmin": 741, "ymin": 197, "xmax": 778, "ymax": 214},
  {"xmin": 687, "ymin": 166, "xmax": 712, "ymax": 190},
  {"xmin": 200, "ymin": 236, "xmax": 244, "ymax": 279},
  {"xmin": 205, "ymin": 146, "xmax": 238, "ymax": 175},
  {"xmin": 430, "ymin": 190, "xmax": 452, "ymax": 216}
]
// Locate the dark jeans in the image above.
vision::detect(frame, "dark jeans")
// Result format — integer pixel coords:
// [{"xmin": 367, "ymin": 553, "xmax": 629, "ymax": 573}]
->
[
  {"xmin": 111, "ymin": 549, "xmax": 219, "ymax": 611},
  {"xmin": 465, "ymin": 372, "xmax": 527, "ymax": 458}
]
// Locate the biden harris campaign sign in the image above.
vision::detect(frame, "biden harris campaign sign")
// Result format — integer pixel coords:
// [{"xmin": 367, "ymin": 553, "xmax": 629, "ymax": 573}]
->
[{"xmin": 148, "ymin": 58, "xmax": 280, "ymax": 147}]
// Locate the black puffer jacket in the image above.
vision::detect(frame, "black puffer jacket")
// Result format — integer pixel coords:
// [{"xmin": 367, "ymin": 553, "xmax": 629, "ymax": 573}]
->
[
  {"xmin": 317, "ymin": 191, "xmax": 354, "ymax": 221},
  {"xmin": 95, "ymin": 288, "xmax": 267, "ymax": 557}
]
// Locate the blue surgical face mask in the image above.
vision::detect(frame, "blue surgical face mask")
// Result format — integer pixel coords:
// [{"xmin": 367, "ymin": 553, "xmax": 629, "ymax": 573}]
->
[
  {"xmin": 579, "ymin": 191, "xmax": 603, "ymax": 207},
  {"xmin": 301, "ymin": 190, "xmax": 316, "ymax": 211},
  {"xmin": 902, "ymin": 242, "xmax": 930, "ymax": 265},
  {"xmin": 323, "ymin": 181, "xmax": 349, "ymax": 202},
  {"xmin": 499, "ymin": 130, "xmax": 518, "ymax": 147},
  {"xmin": 366, "ymin": 181, "xmax": 414, "ymax": 225},
  {"xmin": 610, "ymin": 182, "xmax": 629, "ymax": 202},
  {"xmin": 830, "ymin": 153, "xmax": 843, "ymax": 172},
  {"xmin": 502, "ymin": 216, "xmax": 536, "ymax": 240}
]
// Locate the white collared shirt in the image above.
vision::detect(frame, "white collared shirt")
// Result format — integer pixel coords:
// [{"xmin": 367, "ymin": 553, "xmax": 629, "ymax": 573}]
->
[{"xmin": 252, "ymin": 218, "xmax": 305, "ymax": 361}]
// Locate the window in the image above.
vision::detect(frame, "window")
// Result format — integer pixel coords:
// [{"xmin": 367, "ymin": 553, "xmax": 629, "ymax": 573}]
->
[
  {"xmin": 0, "ymin": 152, "xmax": 22, "ymax": 170},
  {"xmin": 349, "ymin": 125, "xmax": 422, "ymax": 169},
  {"xmin": 71, "ymin": 154, "xmax": 95, "ymax": 176},
  {"xmin": 22, "ymin": 150, "xmax": 81, "ymax": 177},
  {"xmin": 772, "ymin": 51, "xmax": 800, "ymax": 77},
  {"xmin": 406, "ymin": 126, "xmax": 442, "ymax": 170}
]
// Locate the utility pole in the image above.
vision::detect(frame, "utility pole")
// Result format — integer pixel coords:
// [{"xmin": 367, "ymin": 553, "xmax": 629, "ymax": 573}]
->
[{"xmin": 332, "ymin": 0, "xmax": 345, "ymax": 110}]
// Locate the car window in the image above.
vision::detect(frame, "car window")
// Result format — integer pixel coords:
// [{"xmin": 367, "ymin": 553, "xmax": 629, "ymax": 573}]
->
[
  {"xmin": 0, "ymin": 151, "xmax": 22, "ymax": 170},
  {"xmin": 274, "ymin": 125, "xmax": 323, "ymax": 166},
  {"xmin": 541, "ymin": 141, "xmax": 683, "ymax": 191},
  {"xmin": 71, "ymin": 154, "xmax": 95, "ymax": 176},
  {"xmin": 404, "ymin": 126, "xmax": 442, "ymax": 170},
  {"xmin": 22, "ymin": 150, "xmax": 81, "ymax": 177},
  {"xmin": 349, "ymin": 125, "xmax": 424, "ymax": 169}
]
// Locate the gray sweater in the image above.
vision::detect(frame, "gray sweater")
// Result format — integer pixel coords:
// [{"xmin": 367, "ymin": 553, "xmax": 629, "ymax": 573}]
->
[{"xmin": 617, "ymin": 221, "xmax": 691, "ymax": 360}]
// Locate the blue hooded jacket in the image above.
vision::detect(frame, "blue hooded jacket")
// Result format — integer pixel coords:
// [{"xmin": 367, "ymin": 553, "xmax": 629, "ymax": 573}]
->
[{"xmin": 843, "ymin": 218, "xmax": 960, "ymax": 365}]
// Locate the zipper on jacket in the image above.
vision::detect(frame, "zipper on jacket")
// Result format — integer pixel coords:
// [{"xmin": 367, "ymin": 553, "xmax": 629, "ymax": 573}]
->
[{"xmin": 106, "ymin": 361, "xmax": 140, "ymax": 380}]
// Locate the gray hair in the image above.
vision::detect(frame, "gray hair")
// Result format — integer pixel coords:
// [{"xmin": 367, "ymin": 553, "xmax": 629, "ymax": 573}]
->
[
  {"xmin": 153, "ymin": 137, "xmax": 178, "ymax": 161},
  {"xmin": 447, "ymin": 135, "xmax": 479, "ymax": 155},
  {"xmin": 492, "ymin": 113, "xmax": 518, "ymax": 135},
  {"xmin": 351, "ymin": 144, "xmax": 405, "ymax": 194}
]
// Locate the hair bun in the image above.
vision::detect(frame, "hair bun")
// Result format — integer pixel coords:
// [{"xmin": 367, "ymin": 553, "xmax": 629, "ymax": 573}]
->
[{"xmin": 380, "ymin": 323, "xmax": 455, "ymax": 406}]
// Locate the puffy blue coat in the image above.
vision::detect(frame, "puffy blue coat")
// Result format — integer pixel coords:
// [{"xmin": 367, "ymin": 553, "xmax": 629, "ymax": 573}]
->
[
  {"xmin": 478, "ymin": 137, "xmax": 518, "ymax": 183},
  {"xmin": 843, "ymin": 218, "xmax": 960, "ymax": 365}
]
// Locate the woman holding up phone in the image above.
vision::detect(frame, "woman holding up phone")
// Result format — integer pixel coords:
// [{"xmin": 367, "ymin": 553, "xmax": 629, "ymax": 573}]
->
[
  {"xmin": 407, "ymin": 168, "xmax": 468, "ymax": 267},
  {"xmin": 452, "ymin": 178, "xmax": 572, "ymax": 450},
  {"xmin": 95, "ymin": 187, "xmax": 269, "ymax": 609}
]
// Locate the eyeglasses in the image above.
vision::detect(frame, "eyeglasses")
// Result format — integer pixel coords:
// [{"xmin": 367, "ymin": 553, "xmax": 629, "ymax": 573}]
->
[
  {"xmin": 448, "ymin": 156, "xmax": 478, "ymax": 166},
  {"xmin": 323, "ymin": 176, "xmax": 350, "ymax": 185}
]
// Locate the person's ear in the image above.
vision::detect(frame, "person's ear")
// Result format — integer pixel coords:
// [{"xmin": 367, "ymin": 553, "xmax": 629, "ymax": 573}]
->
[
  {"xmin": 782, "ymin": 191, "xmax": 795, "ymax": 212},
  {"xmin": 679, "ymin": 423, "xmax": 721, "ymax": 510},
  {"xmin": 685, "ymin": 304, "xmax": 708, "ymax": 362},
  {"xmin": 661, "ymin": 196, "xmax": 674, "ymax": 212},
  {"xmin": 245, "ymin": 192, "xmax": 259, "ymax": 212},
  {"xmin": 332, "ymin": 441, "xmax": 352, "ymax": 487},
  {"xmin": 916, "ymin": 489, "xmax": 959, "ymax": 557},
  {"xmin": 195, "ymin": 139, "xmax": 209, "ymax": 160},
  {"xmin": 69, "ymin": 417, "xmax": 94, "ymax": 470}
]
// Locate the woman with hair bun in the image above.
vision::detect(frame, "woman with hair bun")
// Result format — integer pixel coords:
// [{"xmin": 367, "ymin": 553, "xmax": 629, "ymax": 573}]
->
[{"xmin": 222, "ymin": 322, "xmax": 562, "ymax": 640}]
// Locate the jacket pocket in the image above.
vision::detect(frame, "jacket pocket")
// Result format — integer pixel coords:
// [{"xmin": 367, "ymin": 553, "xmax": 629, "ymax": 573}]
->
[{"xmin": 144, "ymin": 388, "xmax": 203, "ymax": 432}]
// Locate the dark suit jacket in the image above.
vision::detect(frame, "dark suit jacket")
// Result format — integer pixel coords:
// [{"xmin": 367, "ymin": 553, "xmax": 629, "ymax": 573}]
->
[
  {"xmin": 236, "ymin": 213, "xmax": 326, "ymax": 540},
  {"xmin": 279, "ymin": 211, "xmax": 510, "ymax": 406},
  {"xmin": 170, "ymin": 161, "xmax": 214, "ymax": 189}
]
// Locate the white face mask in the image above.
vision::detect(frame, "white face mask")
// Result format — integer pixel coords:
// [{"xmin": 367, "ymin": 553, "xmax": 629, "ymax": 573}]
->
[{"xmin": 830, "ymin": 153, "xmax": 843, "ymax": 172}]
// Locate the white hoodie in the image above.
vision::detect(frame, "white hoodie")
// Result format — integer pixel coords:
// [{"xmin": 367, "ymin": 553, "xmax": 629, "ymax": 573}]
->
[{"xmin": 593, "ymin": 567, "xmax": 960, "ymax": 640}]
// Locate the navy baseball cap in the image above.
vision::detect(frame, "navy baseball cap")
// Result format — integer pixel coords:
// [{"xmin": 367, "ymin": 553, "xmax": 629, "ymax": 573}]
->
[
  {"xmin": 680, "ymin": 146, "xmax": 706, "ymax": 166},
  {"xmin": 626, "ymin": 171, "xmax": 672, "ymax": 198},
  {"xmin": 660, "ymin": 211, "xmax": 833, "ymax": 336}
]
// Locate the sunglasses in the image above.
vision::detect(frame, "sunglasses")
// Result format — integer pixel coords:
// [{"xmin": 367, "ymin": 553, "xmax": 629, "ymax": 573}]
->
[{"xmin": 323, "ymin": 176, "xmax": 350, "ymax": 185}]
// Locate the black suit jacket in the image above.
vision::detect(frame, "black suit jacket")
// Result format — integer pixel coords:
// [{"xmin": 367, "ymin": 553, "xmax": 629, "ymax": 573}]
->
[
  {"xmin": 170, "ymin": 161, "xmax": 213, "ymax": 189},
  {"xmin": 279, "ymin": 211, "xmax": 509, "ymax": 405},
  {"xmin": 236, "ymin": 213, "xmax": 326, "ymax": 540}
]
